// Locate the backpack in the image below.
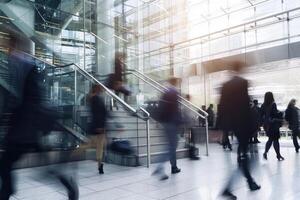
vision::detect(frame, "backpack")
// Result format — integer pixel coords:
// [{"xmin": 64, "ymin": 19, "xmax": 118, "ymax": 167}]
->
[{"xmin": 263, "ymin": 103, "xmax": 283, "ymax": 131}]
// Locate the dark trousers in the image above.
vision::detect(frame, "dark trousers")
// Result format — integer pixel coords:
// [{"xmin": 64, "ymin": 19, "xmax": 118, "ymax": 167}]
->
[
  {"xmin": 0, "ymin": 145, "xmax": 78, "ymax": 200},
  {"xmin": 237, "ymin": 137, "xmax": 254, "ymax": 182},
  {"xmin": 224, "ymin": 133, "xmax": 255, "ymax": 191},
  {"xmin": 157, "ymin": 123, "xmax": 179, "ymax": 171},
  {"xmin": 222, "ymin": 131, "xmax": 231, "ymax": 147},
  {"xmin": 115, "ymin": 86, "xmax": 131, "ymax": 97},
  {"xmin": 165, "ymin": 123, "xmax": 179, "ymax": 167},
  {"xmin": 264, "ymin": 138, "xmax": 281, "ymax": 156},
  {"xmin": 292, "ymin": 128, "xmax": 300, "ymax": 150},
  {"xmin": 0, "ymin": 146, "xmax": 25, "ymax": 200}
]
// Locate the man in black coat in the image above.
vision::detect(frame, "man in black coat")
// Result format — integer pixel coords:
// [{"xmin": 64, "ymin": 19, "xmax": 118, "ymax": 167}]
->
[
  {"xmin": 0, "ymin": 47, "xmax": 78, "ymax": 200},
  {"xmin": 250, "ymin": 99, "xmax": 261, "ymax": 143},
  {"xmin": 206, "ymin": 104, "xmax": 215, "ymax": 128},
  {"xmin": 219, "ymin": 61, "xmax": 260, "ymax": 199},
  {"xmin": 285, "ymin": 99, "xmax": 300, "ymax": 152}
]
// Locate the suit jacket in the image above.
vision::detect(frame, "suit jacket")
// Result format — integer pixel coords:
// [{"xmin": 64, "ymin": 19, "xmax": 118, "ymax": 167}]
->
[
  {"xmin": 158, "ymin": 87, "xmax": 181, "ymax": 124},
  {"xmin": 90, "ymin": 95, "xmax": 107, "ymax": 134},
  {"xmin": 218, "ymin": 76, "xmax": 254, "ymax": 138},
  {"xmin": 5, "ymin": 52, "xmax": 57, "ymax": 147},
  {"xmin": 285, "ymin": 105, "xmax": 299, "ymax": 130}
]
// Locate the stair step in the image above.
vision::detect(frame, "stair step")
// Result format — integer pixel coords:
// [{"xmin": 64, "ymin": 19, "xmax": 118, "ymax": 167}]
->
[
  {"xmin": 103, "ymin": 148, "xmax": 192, "ymax": 166},
  {"xmin": 132, "ymin": 141, "xmax": 186, "ymax": 154}
]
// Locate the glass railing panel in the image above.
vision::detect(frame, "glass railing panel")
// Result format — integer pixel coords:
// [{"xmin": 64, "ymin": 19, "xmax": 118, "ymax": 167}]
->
[
  {"xmin": 124, "ymin": 72, "xmax": 163, "ymax": 108},
  {"xmin": 72, "ymin": 66, "xmax": 145, "ymax": 166},
  {"xmin": 0, "ymin": 51, "xmax": 80, "ymax": 150},
  {"xmin": 123, "ymin": 69, "xmax": 208, "ymax": 156}
]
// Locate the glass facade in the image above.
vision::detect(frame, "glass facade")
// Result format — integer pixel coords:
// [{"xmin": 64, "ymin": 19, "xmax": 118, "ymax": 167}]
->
[{"xmin": 1, "ymin": 0, "xmax": 300, "ymax": 106}]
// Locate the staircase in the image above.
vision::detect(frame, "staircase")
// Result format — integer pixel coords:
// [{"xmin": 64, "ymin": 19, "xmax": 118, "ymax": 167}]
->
[
  {"xmin": 0, "ymin": 0, "xmax": 207, "ymax": 169},
  {"xmin": 76, "ymin": 106, "xmax": 191, "ymax": 167},
  {"xmin": 0, "ymin": 50, "xmax": 204, "ymax": 168}
]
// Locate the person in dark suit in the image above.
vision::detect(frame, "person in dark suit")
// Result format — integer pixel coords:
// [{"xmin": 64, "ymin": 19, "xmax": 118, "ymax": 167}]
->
[
  {"xmin": 261, "ymin": 92, "xmax": 284, "ymax": 161},
  {"xmin": 219, "ymin": 61, "xmax": 260, "ymax": 199},
  {"xmin": 107, "ymin": 52, "xmax": 131, "ymax": 96},
  {"xmin": 285, "ymin": 99, "xmax": 300, "ymax": 153},
  {"xmin": 206, "ymin": 104, "xmax": 215, "ymax": 128},
  {"xmin": 0, "ymin": 37, "xmax": 78, "ymax": 200},
  {"xmin": 250, "ymin": 100, "xmax": 261, "ymax": 143}
]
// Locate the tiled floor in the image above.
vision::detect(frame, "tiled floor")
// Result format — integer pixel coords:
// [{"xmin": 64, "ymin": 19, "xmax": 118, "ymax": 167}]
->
[{"xmin": 9, "ymin": 143, "xmax": 300, "ymax": 200}]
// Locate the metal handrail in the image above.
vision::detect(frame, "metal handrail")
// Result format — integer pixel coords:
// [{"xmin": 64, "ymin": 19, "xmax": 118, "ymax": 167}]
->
[
  {"xmin": 127, "ymin": 69, "xmax": 208, "ymax": 119},
  {"xmin": 20, "ymin": 51, "xmax": 154, "ymax": 166},
  {"xmin": 20, "ymin": 50, "xmax": 154, "ymax": 124},
  {"xmin": 19, "ymin": 51, "xmax": 140, "ymax": 116},
  {"xmin": 72, "ymin": 64, "xmax": 137, "ymax": 113},
  {"xmin": 139, "ymin": 107, "xmax": 151, "ymax": 167},
  {"xmin": 126, "ymin": 69, "xmax": 209, "ymax": 156}
]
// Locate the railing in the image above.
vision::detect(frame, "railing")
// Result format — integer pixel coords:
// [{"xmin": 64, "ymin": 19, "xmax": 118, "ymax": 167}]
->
[
  {"xmin": 126, "ymin": 69, "xmax": 210, "ymax": 156},
  {"xmin": 21, "ymin": 52, "xmax": 152, "ymax": 167}
]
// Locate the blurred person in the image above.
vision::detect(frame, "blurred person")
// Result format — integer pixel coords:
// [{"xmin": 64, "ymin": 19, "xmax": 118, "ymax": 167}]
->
[
  {"xmin": 222, "ymin": 130, "xmax": 232, "ymax": 151},
  {"xmin": 113, "ymin": 52, "xmax": 131, "ymax": 96},
  {"xmin": 183, "ymin": 94, "xmax": 200, "ymax": 160},
  {"xmin": 0, "ymin": 86, "xmax": 7, "ymax": 119},
  {"xmin": 0, "ymin": 36, "xmax": 78, "ymax": 200},
  {"xmin": 261, "ymin": 92, "xmax": 284, "ymax": 161},
  {"xmin": 250, "ymin": 99, "xmax": 261, "ymax": 144},
  {"xmin": 88, "ymin": 84, "xmax": 108, "ymax": 174},
  {"xmin": 219, "ymin": 61, "xmax": 260, "ymax": 199},
  {"xmin": 107, "ymin": 52, "xmax": 131, "ymax": 97},
  {"xmin": 285, "ymin": 99, "xmax": 300, "ymax": 153},
  {"xmin": 216, "ymin": 104, "xmax": 232, "ymax": 150},
  {"xmin": 206, "ymin": 104, "xmax": 215, "ymax": 128},
  {"xmin": 199, "ymin": 105, "xmax": 207, "ymax": 126},
  {"xmin": 107, "ymin": 52, "xmax": 131, "ymax": 110},
  {"xmin": 152, "ymin": 77, "xmax": 181, "ymax": 180}
]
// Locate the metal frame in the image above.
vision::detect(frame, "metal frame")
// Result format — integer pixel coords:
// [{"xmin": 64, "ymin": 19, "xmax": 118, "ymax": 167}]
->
[{"xmin": 139, "ymin": 6, "xmax": 300, "ymax": 73}]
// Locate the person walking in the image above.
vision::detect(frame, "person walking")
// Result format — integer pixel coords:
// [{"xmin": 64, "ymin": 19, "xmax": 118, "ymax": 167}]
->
[
  {"xmin": 0, "ymin": 43, "xmax": 78, "ymax": 200},
  {"xmin": 285, "ymin": 99, "xmax": 300, "ymax": 153},
  {"xmin": 107, "ymin": 52, "xmax": 131, "ymax": 96},
  {"xmin": 219, "ymin": 61, "xmax": 260, "ymax": 199},
  {"xmin": 216, "ymin": 104, "xmax": 232, "ymax": 151},
  {"xmin": 88, "ymin": 84, "xmax": 108, "ymax": 174},
  {"xmin": 183, "ymin": 94, "xmax": 200, "ymax": 160},
  {"xmin": 262, "ymin": 92, "xmax": 284, "ymax": 161},
  {"xmin": 206, "ymin": 104, "xmax": 215, "ymax": 128},
  {"xmin": 250, "ymin": 99, "xmax": 261, "ymax": 144},
  {"xmin": 222, "ymin": 130, "xmax": 232, "ymax": 151},
  {"xmin": 152, "ymin": 77, "xmax": 181, "ymax": 180}
]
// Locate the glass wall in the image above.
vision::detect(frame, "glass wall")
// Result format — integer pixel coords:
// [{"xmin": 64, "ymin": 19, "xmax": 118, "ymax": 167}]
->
[
  {"xmin": 2, "ymin": 0, "xmax": 300, "ymax": 107},
  {"xmin": 131, "ymin": 0, "xmax": 300, "ymax": 74},
  {"xmin": 196, "ymin": 59, "xmax": 300, "ymax": 112}
]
